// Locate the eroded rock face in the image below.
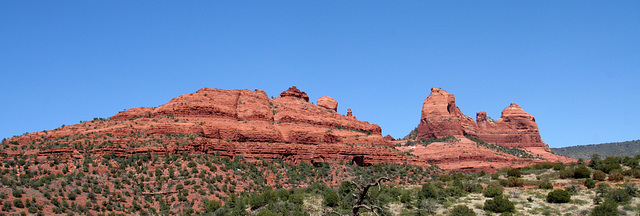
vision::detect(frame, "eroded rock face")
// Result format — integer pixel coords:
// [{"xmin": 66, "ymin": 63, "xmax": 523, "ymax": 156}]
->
[
  {"xmin": 317, "ymin": 96, "xmax": 338, "ymax": 112},
  {"xmin": 383, "ymin": 135, "xmax": 395, "ymax": 141},
  {"xmin": 12, "ymin": 86, "xmax": 422, "ymax": 168},
  {"xmin": 416, "ymin": 87, "xmax": 475, "ymax": 139},
  {"xmin": 279, "ymin": 86, "xmax": 309, "ymax": 102},
  {"xmin": 416, "ymin": 87, "xmax": 546, "ymax": 148}
]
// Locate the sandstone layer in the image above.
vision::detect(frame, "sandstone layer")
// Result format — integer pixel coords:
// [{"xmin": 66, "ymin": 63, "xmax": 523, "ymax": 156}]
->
[{"xmin": 397, "ymin": 135, "xmax": 575, "ymax": 173}]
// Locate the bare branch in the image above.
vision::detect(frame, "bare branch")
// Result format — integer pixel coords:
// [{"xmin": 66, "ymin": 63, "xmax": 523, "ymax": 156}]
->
[{"xmin": 328, "ymin": 176, "xmax": 390, "ymax": 216}]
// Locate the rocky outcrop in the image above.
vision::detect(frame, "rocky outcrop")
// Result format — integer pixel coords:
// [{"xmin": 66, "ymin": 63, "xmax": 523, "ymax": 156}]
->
[
  {"xmin": 317, "ymin": 96, "xmax": 338, "ymax": 112},
  {"xmin": 417, "ymin": 87, "xmax": 475, "ymax": 139},
  {"xmin": 397, "ymin": 135, "xmax": 575, "ymax": 173},
  {"xmin": 279, "ymin": 86, "xmax": 309, "ymax": 102},
  {"xmin": 347, "ymin": 108, "xmax": 353, "ymax": 117},
  {"xmin": 416, "ymin": 87, "xmax": 546, "ymax": 148},
  {"xmin": 9, "ymin": 86, "xmax": 421, "ymax": 168},
  {"xmin": 383, "ymin": 135, "xmax": 395, "ymax": 141},
  {"xmin": 469, "ymin": 103, "xmax": 544, "ymax": 148}
]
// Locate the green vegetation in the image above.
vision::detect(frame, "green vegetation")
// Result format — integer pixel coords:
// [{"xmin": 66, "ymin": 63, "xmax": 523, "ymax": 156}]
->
[
  {"xmin": 483, "ymin": 195, "xmax": 515, "ymax": 213},
  {"xmin": 465, "ymin": 135, "xmax": 535, "ymax": 158},
  {"xmin": 398, "ymin": 135, "xmax": 458, "ymax": 147},
  {"xmin": 448, "ymin": 205, "xmax": 476, "ymax": 216},
  {"xmin": 538, "ymin": 181, "xmax": 553, "ymax": 190},
  {"xmin": 551, "ymin": 140, "xmax": 640, "ymax": 160},
  {"xmin": 547, "ymin": 189, "xmax": 571, "ymax": 203},
  {"xmin": 1, "ymin": 131, "xmax": 640, "ymax": 215},
  {"xmin": 483, "ymin": 184, "xmax": 503, "ymax": 197}
]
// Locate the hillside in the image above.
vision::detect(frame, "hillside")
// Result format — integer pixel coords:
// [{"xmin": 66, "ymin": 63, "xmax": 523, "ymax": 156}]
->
[
  {"xmin": 0, "ymin": 86, "xmax": 594, "ymax": 215},
  {"xmin": 551, "ymin": 140, "xmax": 640, "ymax": 160}
]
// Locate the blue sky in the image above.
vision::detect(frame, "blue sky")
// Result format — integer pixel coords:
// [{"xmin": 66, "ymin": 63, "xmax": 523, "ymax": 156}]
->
[{"xmin": 1, "ymin": 1, "xmax": 638, "ymax": 148}]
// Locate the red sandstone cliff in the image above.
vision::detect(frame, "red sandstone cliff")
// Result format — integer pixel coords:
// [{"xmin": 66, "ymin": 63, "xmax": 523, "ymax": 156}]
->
[
  {"xmin": 7, "ymin": 86, "xmax": 422, "ymax": 167},
  {"xmin": 417, "ymin": 87, "xmax": 546, "ymax": 148}
]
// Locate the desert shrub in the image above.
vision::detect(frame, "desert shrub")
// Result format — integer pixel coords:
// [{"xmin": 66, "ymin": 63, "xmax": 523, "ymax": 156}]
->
[
  {"xmin": 598, "ymin": 157, "xmax": 622, "ymax": 174},
  {"xmin": 632, "ymin": 169, "xmax": 640, "ymax": 178},
  {"xmin": 622, "ymin": 157, "xmax": 639, "ymax": 168},
  {"xmin": 290, "ymin": 193, "xmax": 304, "ymax": 205},
  {"xmin": 584, "ymin": 178, "xmax": 596, "ymax": 189},
  {"xmin": 449, "ymin": 205, "xmax": 476, "ymax": 216},
  {"xmin": 400, "ymin": 192, "xmax": 411, "ymax": 203},
  {"xmin": 2, "ymin": 202, "xmax": 11, "ymax": 211},
  {"xmin": 623, "ymin": 168, "xmax": 640, "ymax": 178},
  {"xmin": 574, "ymin": 165, "xmax": 591, "ymax": 179},
  {"xmin": 417, "ymin": 199, "xmax": 439, "ymax": 215},
  {"xmin": 507, "ymin": 169, "xmax": 521, "ymax": 178},
  {"xmin": 541, "ymin": 162, "xmax": 554, "ymax": 169},
  {"xmin": 338, "ymin": 181, "xmax": 354, "ymax": 197},
  {"xmin": 621, "ymin": 183, "xmax": 637, "ymax": 197},
  {"xmin": 607, "ymin": 170, "xmax": 624, "ymax": 181},
  {"xmin": 505, "ymin": 177, "xmax": 523, "ymax": 187},
  {"xmin": 444, "ymin": 185, "xmax": 466, "ymax": 198},
  {"xmin": 420, "ymin": 183, "xmax": 440, "ymax": 199},
  {"xmin": 547, "ymin": 189, "xmax": 571, "ymax": 203},
  {"xmin": 68, "ymin": 192, "xmax": 76, "ymax": 201},
  {"xmin": 589, "ymin": 154, "xmax": 602, "ymax": 168},
  {"xmin": 552, "ymin": 163, "xmax": 566, "ymax": 170},
  {"xmin": 483, "ymin": 195, "xmax": 515, "ymax": 213},
  {"xmin": 483, "ymin": 185, "xmax": 503, "ymax": 198},
  {"xmin": 249, "ymin": 194, "xmax": 266, "ymax": 210},
  {"xmin": 439, "ymin": 174, "xmax": 453, "ymax": 182},
  {"xmin": 565, "ymin": 184, "xmax": 581, "ymax": 194},
  {"xmin": 491, "ymin": 172, "xmax": 500, "ymax": 180},
  {"xmin": 606, "ymin": 188, "xmax": 631, "ymax": 204},
  {"xmin": 595, "ymin": 183, "xmax": 611, "ymax": 198},
  {"xmin": 12, "ymin": 189, "xmax": 23, "ymax": 198},
  {"xmin": 275, "ymin": 189, "xmax": 290, "ymax": 201},
  {"xmin": 28, "ymin": 206, "xmax": 37, "ymax": 214},
  {"xmin": 460, "ymin": 181, "xmax": 483, "ymax": 193},
  {"xmin": 593, "ymin": 170, "xmax": 607, "ymax": 181},
  {"xmin": 13, "ymin": 199, "xmax": 24, "ymax": 208},
  {"xmin": 559, "ymin": 168, "xmax": 574, "ymax": 179},
  {"xmin": 187, "ymin": 161, "xmax": 197, "ymax": 168},
  {"xmin": 323, "ymin": 190, "xmax": 340, "ymax": 207},
  {"xmin": 538, "ymin": 181, "xmax": 554, "ymax": 190},
  {"xmin": 202, "ymin": 198, "xmax": 221, "ymax": 213},
  {"xmin": 590, "ymin": 199, "xmax": 619, "ymax": 216}
]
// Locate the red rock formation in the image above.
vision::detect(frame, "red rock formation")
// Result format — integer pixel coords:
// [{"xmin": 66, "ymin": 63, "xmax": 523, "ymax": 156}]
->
[
  {"xmin": 8, "ymin": 86, "xmax": 421, "ymax": 168},
  {"xmin": 279, "ymin": 86, "xmax": 309, "ymax": 102},
  {"xmin": 397, "ymin": 135, "xmax": 576, "ymax": 173},
  {"xmin": 347, "ymin": 108, "xmax": 353, "ymax": 117},
  {"xmin": 383, "ymin": 135, "xmax": 395, "ymax": 141},
  {"xmin": 469, "ymin": 103, "xmax": 544, "ymax": 148},
  {"xmin": 417, "ymin": 88, "xmax": 472, "ymax": 139},
  {"xmin": 417, "ymin": 87, "xmax": 546, "ymax": 148},
  {"xmin": 317, "ymin": 96, "xmax": 338, "ymax": 112}
]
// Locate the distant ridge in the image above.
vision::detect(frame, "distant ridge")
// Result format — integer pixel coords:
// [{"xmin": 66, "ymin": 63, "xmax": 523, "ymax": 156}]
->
[{"xmin": 551, "ymin": 140, "xmax": 640, "ymax": 160}]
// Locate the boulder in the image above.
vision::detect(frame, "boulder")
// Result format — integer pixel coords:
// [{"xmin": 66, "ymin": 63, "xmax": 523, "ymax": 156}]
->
[{"xmin": 317, "ymin": 96, "xmax": 338, "ymax": 112}]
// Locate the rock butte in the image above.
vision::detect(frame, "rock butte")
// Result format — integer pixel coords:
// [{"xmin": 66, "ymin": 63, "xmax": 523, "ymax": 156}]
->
[
  {"xmin": 417, "ymin": 87, "xmax": 545, "ymax": 148},
  {"xmin": 404, "ymin": 87, "xmax": 576, "ymax": 172},
  {"xmin": 8, "ymin": 86, "xmax": 421, "ymax": 168}
]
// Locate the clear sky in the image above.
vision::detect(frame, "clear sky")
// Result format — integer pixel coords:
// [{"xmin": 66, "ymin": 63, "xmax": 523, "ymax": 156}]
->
[{"xmin": 1, "ymin": 1, "xmax": 638, "ymax": 148}]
